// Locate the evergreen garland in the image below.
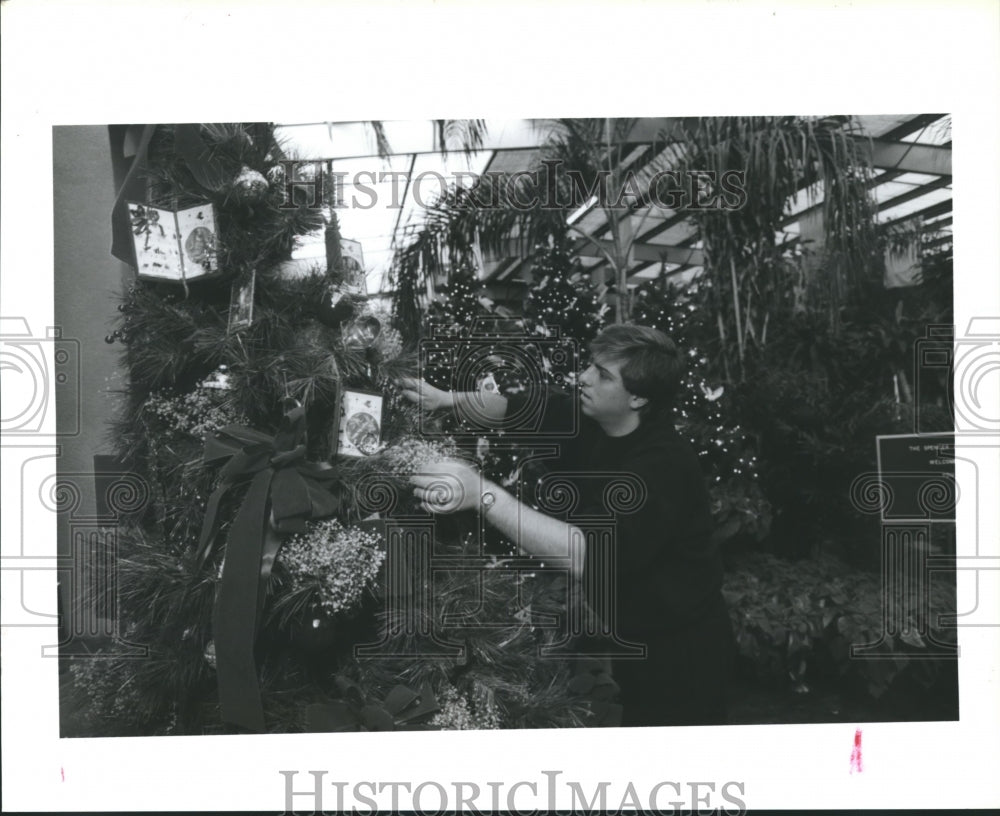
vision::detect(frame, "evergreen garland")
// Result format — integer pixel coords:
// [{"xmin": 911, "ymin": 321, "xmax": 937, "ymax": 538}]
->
[{"xmin": 68, "ymin": 124, "xmax": 618, "ymax": 736}]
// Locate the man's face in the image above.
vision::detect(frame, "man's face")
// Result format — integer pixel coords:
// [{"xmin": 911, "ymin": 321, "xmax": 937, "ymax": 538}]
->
[{"xmin": 578, "ymin": 354, "xmax": 642, "ymax": 424}]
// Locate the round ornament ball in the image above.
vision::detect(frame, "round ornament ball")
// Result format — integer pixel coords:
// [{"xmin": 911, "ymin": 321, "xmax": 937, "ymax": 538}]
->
[
  {"xmin": 341, "ymin": 315, "xmax": 382, "ymax": 350},
  {"xmin": 232, "ymin": 165, "xmax": 269, "ymax": 200}
]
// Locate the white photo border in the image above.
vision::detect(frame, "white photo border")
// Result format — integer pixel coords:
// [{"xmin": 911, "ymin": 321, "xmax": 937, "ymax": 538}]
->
[{"xmin": 2, "ymin": 0, "xmax": 998, "ymax": 812}]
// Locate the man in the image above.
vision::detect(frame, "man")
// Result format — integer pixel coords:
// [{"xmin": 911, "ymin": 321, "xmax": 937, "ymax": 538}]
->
[{"xmin": 402, "ymin": 324, "xmax": 734, "ymax": 726}]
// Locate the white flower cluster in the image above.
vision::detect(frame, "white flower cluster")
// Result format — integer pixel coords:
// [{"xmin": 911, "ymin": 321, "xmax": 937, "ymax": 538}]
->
[
  {"xmin": 279, "ymin": 519, "xmax": 385, "ymax": 616},
  {"xmin": 379, "ymin": 436, "xmax": 459, "ymax": 477},
  {"xmin": 143, "ymin": 387, "xmax": 245, "ymax": 440},
  {"xmin": 376, "ymin": 325, "xmax": 404, "ymax": 359},
  {"xmin": 429, "ymin": 685, "xmax": 500, "ymax": 731}
]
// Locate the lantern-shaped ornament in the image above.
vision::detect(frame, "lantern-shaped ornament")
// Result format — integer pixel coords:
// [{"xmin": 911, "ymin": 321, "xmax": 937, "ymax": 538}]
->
[{"xmin": 127, "ymin": 200, "xmax": 220, "ymax": 283}]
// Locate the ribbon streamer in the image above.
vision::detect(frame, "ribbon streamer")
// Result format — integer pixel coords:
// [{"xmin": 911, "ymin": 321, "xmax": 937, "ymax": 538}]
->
[{"xmin": 195, "ymin": 401, "xmax": 341, "ymax": 732}]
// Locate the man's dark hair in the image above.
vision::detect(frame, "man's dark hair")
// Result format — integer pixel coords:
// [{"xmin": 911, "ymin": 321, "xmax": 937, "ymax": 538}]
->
[{"xmin": 590, "ymin": 324, "xmax": 683, "ymax": 417}]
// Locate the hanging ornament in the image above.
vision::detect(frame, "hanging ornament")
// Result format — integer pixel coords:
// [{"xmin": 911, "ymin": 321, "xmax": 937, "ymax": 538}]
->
[
  {"xmin": 203, "ymin": 640, "xmax": 217, "ymax": 669},
  {"xmin": 476, "ymin": 437, "xmax": 490, "ymax": 461},
  {"xmin": 700, "ymin": 384, "xmax": 724, "ymax": 402},
  {"xmin": 375, "ymin": 325, "xmax": 404, "ymax": 360},
  {"xmin": 315, "ymin": 285, "xmax": 356, "ymax": 329},
  {"xmin": 232, "ymin": 165, "xmax": 269, "ymax": 201},
  {"xmin": 128, "ymin": 201, "xmax": 219, "ymax": 284},
  {"xmin": 341, "ymin": 314, "xmax": 382, "ymax": 350},
  {"xmin": 200, "ymin": 365, "xmax": 231, "ymax": 391},
  {"xmin": 478, "ymin": 372, "xmax": 499, "ymax": 396}
]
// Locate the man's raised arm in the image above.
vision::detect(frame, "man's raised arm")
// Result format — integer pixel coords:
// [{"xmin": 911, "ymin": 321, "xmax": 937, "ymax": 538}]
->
[{"xmin": 397, "ymin": 376, "xmax": 509, "ymax": 427}]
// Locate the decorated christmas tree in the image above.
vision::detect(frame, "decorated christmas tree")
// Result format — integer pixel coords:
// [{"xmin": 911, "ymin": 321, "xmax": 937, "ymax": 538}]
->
[
  {"xmin": 523, "ymin": 239, "xmax": 608, "ymax": 347},
  {"xmin": 425, "ymin": 262, "xmax": 492, "ymax": 330},
  {"xmin": 64, "ymin": 124, "xmax": 619, "ymax": 737},
  {"xmin": 632, "ymin": 273, "xmax": 770, "ymax": 545}
]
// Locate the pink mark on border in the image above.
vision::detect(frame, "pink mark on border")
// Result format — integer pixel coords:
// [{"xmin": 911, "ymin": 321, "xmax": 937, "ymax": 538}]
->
[
  {"xmin": 61, "ymin": 767, "xmax": 65, "ymax": 782},
  {"xmin": 849, "ymin": 728, "xmax": 863, "ymax": 774}
]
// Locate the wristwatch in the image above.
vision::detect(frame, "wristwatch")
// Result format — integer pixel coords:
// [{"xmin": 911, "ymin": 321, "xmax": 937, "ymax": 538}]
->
[{"xmin": 480, "ymin": 490, "xmax": 496, "ymax": 513}]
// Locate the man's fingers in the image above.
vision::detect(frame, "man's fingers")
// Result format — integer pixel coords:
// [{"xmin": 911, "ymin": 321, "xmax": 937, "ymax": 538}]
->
[{"xmin": 409, "ymin": 472, "xmax": 445, "ymax": 487}]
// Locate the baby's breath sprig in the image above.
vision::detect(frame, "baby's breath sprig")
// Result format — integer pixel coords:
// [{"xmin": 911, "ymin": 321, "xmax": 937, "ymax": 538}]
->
[
  {"xmin": 377, "ymin": 436, "xmax": 460, "ymax": 477},
  {"xmin": 143, "ymin": 386, "xmax": 246, "ymax": 440},
  {"xmin": 279, "ymin": 519, "xmax": 385, "ymax": 616},
  {"xmin": 430, "ymin": 685, "xmax": 501, "ymax": 731}
]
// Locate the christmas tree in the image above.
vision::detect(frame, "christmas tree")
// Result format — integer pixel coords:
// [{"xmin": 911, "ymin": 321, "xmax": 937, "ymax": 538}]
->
[
  {"xmin": 632, "ymin": 274, "xmax": 770, "ymax": 545},
  {"xmin": 425, "ymin": 262, "xmax": 491, "ymax": 330},
  {"xmin": 523, "ymin": 239, "xmax": 608, "ymax": 347},
  {"xmin": 64, "ymin": 124, "xmax": 620, "ymax": 737}
]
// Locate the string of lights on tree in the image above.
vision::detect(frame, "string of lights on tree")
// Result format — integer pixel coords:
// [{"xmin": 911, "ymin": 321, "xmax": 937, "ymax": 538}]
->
[
  {"xmin": 523, "ymin": 239, "xmax": 608, "ymax": 345},
  {"xmin": 631, "ymin": 273, "xmax": 759, "ymax": 485}
]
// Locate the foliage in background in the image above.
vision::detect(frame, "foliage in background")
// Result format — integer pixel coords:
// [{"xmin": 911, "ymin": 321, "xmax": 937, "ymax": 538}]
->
[
  {"xmin": 666, "ymin": 116, "xmax": 882, "ymax": 382},
  {"xmin": 730, "ymin": 236, "xmax": 953, "ymax": 560},
  {"xmin": 724, "ymin": 551, "xmax": 957, "ymax": 711}
]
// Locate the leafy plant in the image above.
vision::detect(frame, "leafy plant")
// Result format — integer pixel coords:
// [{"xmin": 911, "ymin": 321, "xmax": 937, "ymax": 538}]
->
[{"xmin": 724, "ymin": 552, "xmax": 957, "ymax": 709}]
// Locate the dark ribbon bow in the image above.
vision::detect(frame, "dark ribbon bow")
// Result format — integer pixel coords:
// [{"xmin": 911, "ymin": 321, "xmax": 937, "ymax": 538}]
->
[
  {"xmin": 305, "ymin": 679, "xmax": 440, "ymax": 732},
  {"xmin": 195, "ymin": 401, "xmax": 340, "ymax": 732}
]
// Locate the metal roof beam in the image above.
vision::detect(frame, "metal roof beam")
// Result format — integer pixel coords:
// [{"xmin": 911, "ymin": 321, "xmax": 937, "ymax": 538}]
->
[
  {"xmin": 874, "ymin": 176, "xmax": 952, "ymax": 214},
  {"xmin": 576, "ymin": 239, "xmax": 705, "ymax": 268},
  {"xmin": 857, "ymin": 138, "xmax": 952, "ymax": 175},
  {"xmin": 882, "ymin": 199, "xmax": 952, "ymax": 229}
]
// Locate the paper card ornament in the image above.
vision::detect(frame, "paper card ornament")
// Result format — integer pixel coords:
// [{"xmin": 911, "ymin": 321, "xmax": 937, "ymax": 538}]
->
[
  {"xmin": 128, "ymin": 201, "xmax": 219, "ymax": 282},
  {"xmin": 340, "ymin": 238, "xmax": 367, "ymax": 295},
  {"xmin": 201, "ymin": 365, "xmax": 231, "ymax": 390},
  {"xmin": 227, "ymin": 271, "xmax": 256, "ymax": 333},
  {"xmin": 478, "ymin": 373, "xmax": 499, "ymax": 395},
  {"xmin": 335, "ymin": 389, "xmax": 384, "ymax": 457}
]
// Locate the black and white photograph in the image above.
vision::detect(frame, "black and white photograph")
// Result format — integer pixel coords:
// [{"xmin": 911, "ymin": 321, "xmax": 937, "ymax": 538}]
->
[{"xmin": 2, "ymin": 2, "xmax": 998, "ymax": 814}]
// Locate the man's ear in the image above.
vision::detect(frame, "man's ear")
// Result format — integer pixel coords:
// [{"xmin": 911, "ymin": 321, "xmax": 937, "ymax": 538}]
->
[{"xmin": 628, "ymin": 394, "xmax": 649, "ymax": 412}]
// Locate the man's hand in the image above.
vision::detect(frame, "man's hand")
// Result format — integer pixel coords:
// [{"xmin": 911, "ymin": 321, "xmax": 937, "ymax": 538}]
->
[
  {"xmin": 409, "ymin": 459, "xmax": 481, "ymax": 514},
  {"xmin": 397, "ymin": 377, "xmax": 455, "ymax": 412}
]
